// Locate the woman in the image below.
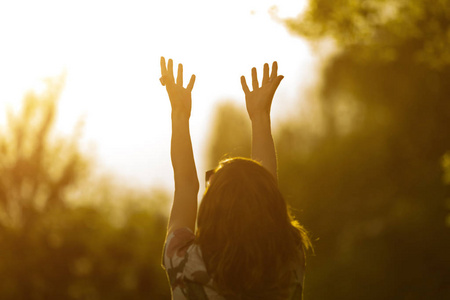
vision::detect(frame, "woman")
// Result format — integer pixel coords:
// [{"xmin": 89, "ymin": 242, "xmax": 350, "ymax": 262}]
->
[{"xmin": 160, "ymin": 57, "xmax": 311, "ymax": 299}]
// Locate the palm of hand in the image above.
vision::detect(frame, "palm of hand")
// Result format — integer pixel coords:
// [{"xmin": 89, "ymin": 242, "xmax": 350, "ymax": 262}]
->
[
  {"xmin": 160, "ymin": 57, "xmax": 196, "ymax": 117},
  {"xmin": 241, "ymin": 62, "xmax": 284, "ymax": 120},
  {"xmin": 166, "ymin": 84, "xmax": 192, "ymax": 116}
]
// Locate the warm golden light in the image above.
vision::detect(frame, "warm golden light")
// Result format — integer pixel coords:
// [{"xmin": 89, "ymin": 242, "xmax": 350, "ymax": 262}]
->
[
  {"xmin": 0, "ymin": 0, "xmax": 313, "ymax": 189},
  {"xmin": 1, "ymin": 1, "xmax": 448, "ymax": 299}
]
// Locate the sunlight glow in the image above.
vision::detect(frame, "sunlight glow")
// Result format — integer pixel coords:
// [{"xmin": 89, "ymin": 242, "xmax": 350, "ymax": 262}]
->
[{"xmin": 0, "ymin": 0, "xmax": 313, "ymax": 189}]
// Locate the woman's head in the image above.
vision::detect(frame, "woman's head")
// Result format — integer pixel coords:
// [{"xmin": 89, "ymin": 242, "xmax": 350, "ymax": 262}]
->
[{"xmin": 196, "ymin": 157, "xmax": 310, "ymax": 298}]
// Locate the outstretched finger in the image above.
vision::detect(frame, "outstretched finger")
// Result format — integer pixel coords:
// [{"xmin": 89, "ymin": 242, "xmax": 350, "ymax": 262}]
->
[
  {"xmin": 252, "ymin": 67, "xmax": 259, "ymax": 90},
  {"xmin": 270, "ymin": 61, "xmax": 278, "ymax": 80},
  {"xmin": 160, "ymin": 57, "xmax": 167, "ymax": 76},
  {"xmin": 240, "ymin": 76, "xmax": 250, "ymax": 94},
  {"xmin": 160, "ymin": 57, "xmax": 169, "ymax": 86},
  {"xmin": 177, "ymin": 64, "xmax": 183, "ymax": 86},
  {"xmin": 167, "ymin": 59, "xmax": 175, "ymax": 83},
  {"xmin": 187, "ymin": 74, "xmax": 196, "ymax": 92},
  {"xmin": 262, "ymin": 63, "xmax": 269, "ymax": 84}
]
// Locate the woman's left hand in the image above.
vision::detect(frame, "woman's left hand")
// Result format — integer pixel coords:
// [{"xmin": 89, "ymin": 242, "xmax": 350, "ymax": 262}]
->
[{"xmin": 160, "ymin": 56, "xmax": 196, "ymax": 118}]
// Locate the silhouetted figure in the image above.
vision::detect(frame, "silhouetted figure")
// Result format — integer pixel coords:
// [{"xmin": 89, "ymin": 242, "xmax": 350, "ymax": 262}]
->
[{"xmin": 160, "ymin": 57, "xmax": 311, "ymax": 299}]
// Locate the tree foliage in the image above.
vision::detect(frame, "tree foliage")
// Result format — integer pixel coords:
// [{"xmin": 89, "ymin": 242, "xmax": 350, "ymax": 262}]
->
[
  {"xmin": 284, "ymin": 1, "xmax": 450, "ymax": 298},
  {"xmin": 0, "ymin": 80, "xmax": 88, "ymax": 229},
  {"xmin": 286, "ymin": 0, "xmax": 450, "ymax": 69},
  {"xmin": 206, "ymin": 101, "xmax": 251, "ymax": 169},
  {"xmin": 0, "ymin": 84, "xmax": 171, "ymax": 299}
]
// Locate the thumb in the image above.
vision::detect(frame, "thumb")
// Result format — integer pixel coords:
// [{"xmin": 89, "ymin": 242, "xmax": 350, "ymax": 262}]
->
[{"xmin": 273, "ymin": 75, "xmax": 284, "ymax": 90}]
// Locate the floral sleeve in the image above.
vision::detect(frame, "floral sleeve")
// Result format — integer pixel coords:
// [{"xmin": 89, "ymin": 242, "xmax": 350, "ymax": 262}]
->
[
  {"xmin": 162, "ymin": 227, "xmax": 214, "ymax": 299},
  {"xmin": 163, "ymin": 227, "xmax": 196, "ymax": 283},
  {"xmin": 162, "ymin": 227, "xmax": 303, "ymax": 299}
]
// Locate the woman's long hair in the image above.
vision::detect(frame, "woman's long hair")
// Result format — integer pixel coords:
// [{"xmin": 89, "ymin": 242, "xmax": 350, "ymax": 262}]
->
[{"xmin": 196, "ymin": 158, "xmax": 311, "ymax": 299}]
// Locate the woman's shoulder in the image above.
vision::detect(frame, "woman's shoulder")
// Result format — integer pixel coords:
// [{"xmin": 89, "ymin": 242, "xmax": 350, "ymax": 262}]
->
[
  {"xmin": 164, "ymin": 227, "xmax": 196, "ymax": 260},
  {"xmin": 164, "ymin": 228, "xmax": 210, "ymax": 275},
  {"xmin": 163, "ymin": 228, "xmax": 222, "ymax": 299}
]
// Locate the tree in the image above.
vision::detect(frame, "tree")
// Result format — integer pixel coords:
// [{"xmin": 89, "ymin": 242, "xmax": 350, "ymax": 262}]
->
[
  {"xmin": 0, "ymin": 82, "xmax": 171, "ymax": 299},
  {"xmin": 286, "ymin": 0, "xmax": 450, "ymax": 69},
  {"xmin": 275, "ymin": 0, "xmax": 450, "ymax": 299},
  {"xmin": 206, "ymin": 101, "xmax": 251, "ymax": 169},
  {"xmin": 0, "ymin": 79, "xmax": 88, "ymax": 229}
]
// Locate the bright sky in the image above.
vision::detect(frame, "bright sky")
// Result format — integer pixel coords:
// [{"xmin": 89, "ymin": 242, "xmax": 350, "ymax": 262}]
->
[{"xmin": 0, "ymin": 0, "xmax": 316, "ymax": 191}]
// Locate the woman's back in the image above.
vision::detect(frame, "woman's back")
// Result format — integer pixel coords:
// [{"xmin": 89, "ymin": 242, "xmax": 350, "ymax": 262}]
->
[
  {"xmin": 164, "ymin": 226, "xmax": 305, "ymax": 299},
  {"xmin": 195, "ymin": 158, "xmax": 309, "ymax": 298},
  {"xmin": 159, "ymin": 58, "xmax": 310, "ymax": 299}
]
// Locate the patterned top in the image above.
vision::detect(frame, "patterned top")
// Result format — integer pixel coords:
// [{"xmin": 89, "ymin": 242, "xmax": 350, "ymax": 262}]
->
[{"xmin": 162, "ymin": 227, "xmax": 305, "ymax": 299}]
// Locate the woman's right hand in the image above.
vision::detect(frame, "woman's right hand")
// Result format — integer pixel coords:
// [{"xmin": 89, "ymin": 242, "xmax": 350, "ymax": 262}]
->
[
  {"xmin": 240, "ymin": 62, "xmax": 284, "ymax": 121},
  {"xmin": 160, "ymin": 57, "xmax": 196, "ymax": 119}
]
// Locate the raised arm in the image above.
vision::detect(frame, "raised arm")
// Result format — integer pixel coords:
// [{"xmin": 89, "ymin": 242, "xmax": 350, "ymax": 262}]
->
[
  {"xmin": 160, "ymin": 57, "xmax": 199, "ymax": 234},
  {"xmin": 240, "ymin": 62, "xmax": 284, "ymax": 181}
]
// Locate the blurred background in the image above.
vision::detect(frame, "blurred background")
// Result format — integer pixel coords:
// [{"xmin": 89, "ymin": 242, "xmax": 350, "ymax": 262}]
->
[{"xmin": 0, "ymin": 0, "xmax": 449, "ymax": 299}]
